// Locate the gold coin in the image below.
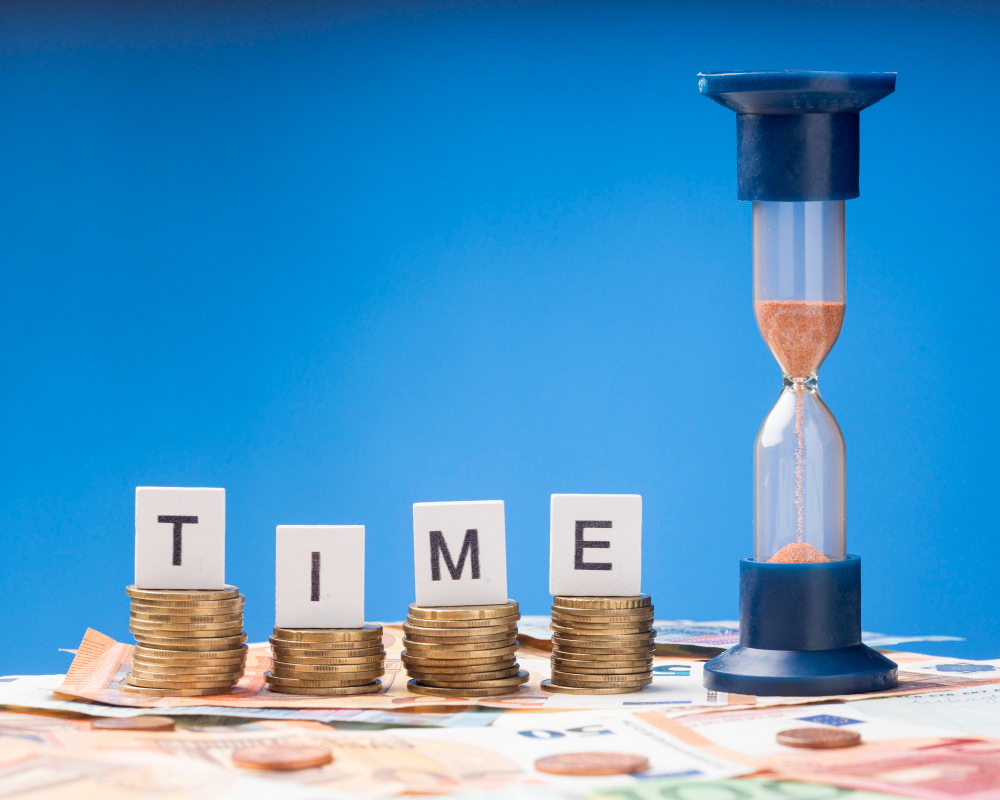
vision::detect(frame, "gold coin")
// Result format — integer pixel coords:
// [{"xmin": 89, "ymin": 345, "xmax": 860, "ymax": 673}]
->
[
  {"xmin": 552, "ymin": 595, "xmax": 651, "ymax": 610},
  {"xmin": 271, "ymin": 624, "xmax": 382, "ymax": 643},
  {"xmin": 540, "ymin": 679, "xmax": 646, "ymax": 695},
  {"xmin": 131, "ymin": 659, "xmax": 246, "ymax": 675},
  {"xmin": 124, "ymin": 672, "xmax": 237, "ymax": 690},
  {"xmin": 269, "ymin": 666, "xmax": 384, "ymax": 682},
  {"xmin": 549, "ymin": 623, "xmax": 651, "ymax": 637},
  {"xmin": 406, "ymin": 679, "xmax": 524, "ymax": 698},
  {"xmin": 129, "ymin": 617, "xmax": 244, "ymax": 631},
  {"xmin": 552, "ymin": 656, "xmax": 653, "ymax": 674},
  {"xmin": 403, "ymin": 634, "xmax": 517, "ymax": 653},
  {"xmin": 402, "ymin": 615, "xmax": 520, "ymax": 630},
  {"xmin": 552, "ymin": 647, "xmax": 656, "ymax": 665},
  {"xmin": 405, "ymin": 665, "xmax": 522, "ymax": 681},
  {"xmin": 552, "ymin": 668, "xmax": 652, "ymax": 683},
  {"xmin": 402, "ymin": 630, "xmax": 516, "ymax": 646},
  {"xmin": 264, "ymin": 680, "xmax": 382, "ymax": 696},
  {"xmin": 132, "ymin": 634, "xmax": 247, "ymax": 649},
  {"xmin": 552, "ymin": 631, "xmax": 656, "ymax": 647},
  {"xmin": 551, "ymin": 606, "xmax": 653, "ymax": 625},
  {"xmin": 549, "ymin": 673, "xmax": 652, "ymax": 689},
  {"xmin": 131, "ymin": 626, "xmax": 243, "ymax": 639},
  {"xmin": 130, "ymin": 596, "xmax": 245, "ymax": 612},
  {"xmin": 130, "ymin": 666, "xmax": 245, "ymax": 682},
  {"xmin": 402, "ymin": 654, "xmax": 517, "ymax": 670},
  {"xmin": 401, "ymin": 639, "xmax": 517, "ymax": 655},
  {"xmin": 402, "ymin": 623, "xmax": 517, "ymax": 639},
  {"xmin": 268, "ymin": 635, "xmax": 380, "ymax": 651},
  {"xmin": 552, "ymin": 660, "xmax": 652, "ymax": 674},
  {"xmin": 552, "ymin": 633, "xmax": 654, "ymax": 646},
  {"xmin": 401, "ymin": 650, "xmax": 517, "ymax": 666},
  {"xmin": 270, "ymin": 659, "xmax": 384, "ymax": 674},
  {"xmin": 407, "ymin": 600, "xmax": 518, "ymax": 621},
  {"xmin": 133, "ymin": 644, "xmax": 247, "ymax": 661},
  {"xmin": 270, "ymin": 650, "xmax": 384, "ymax": 665},
  {"xmin": 405, "ymin": 644, "xmax": 517, "ymax": 661},
  {"xmin": 130, "ymin": 610, "xmax": 243, "ymax": 624},
  {"xmin": 118, "ymin": 679, "xmax": 231, "ymax": 697},
  {"xmin": 263, "ymin": 671, "xmax": 380, "ymax": 688},
  {"xmin": 126, "ymin": 585, "xmax": 240, "ymax": 602},
  {"xmin": 414, "ymin": 670, "xmax": 529, "ymax": 690},
  {"xmin": 270, "ymin": 652, "xmax": 384, "ymax": 665}
]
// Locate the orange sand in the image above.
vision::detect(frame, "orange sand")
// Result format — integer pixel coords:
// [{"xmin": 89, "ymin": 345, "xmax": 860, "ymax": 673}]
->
[
  {"xmin": 768, "ymin": 542, "xmax": 830, "ymax": 563},
  {"xmin": 755, "ymin": 300, "xmax": 845, "ymax": 378}
]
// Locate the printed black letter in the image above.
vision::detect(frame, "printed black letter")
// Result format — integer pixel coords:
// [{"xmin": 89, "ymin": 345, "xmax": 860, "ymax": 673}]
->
[
  {"xmin": 575, "ymin": 520, "xmax": 612, "ymax": 570},
  {"xmin": 311, "ymin": 551, "xmax": 321, "ymax": 601},
  {"xmin": 158, "ymin": 515, "xmax": 199, "ymax": 566},
  {"xmin": 429, "ymin": 530, "xmax": 481, "ymax": 581}
]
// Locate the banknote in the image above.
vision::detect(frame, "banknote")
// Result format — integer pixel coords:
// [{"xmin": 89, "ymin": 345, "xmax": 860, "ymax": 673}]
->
[
  {"xmin": 767, "ymin": 738, "xmax": 1000, "ymax": 800},
  {"xmin": 0, "ymin": 736, "xmax": 349, "ymax": 800},
  {"xmin": 849, "ymin": 685, "xmax": 1000, "ymax": 741},
  {"xmin": 518, "ymin": 617, "xmax": 963, "ymax": 656},
  {"xmin": 628, "ymin": 706, "xmax": 1000, "ymax": 800},
  {"xmin": 0, "ymin": 707, "xmax": 750, "ymax": 797},
  {"xmin": 591, "ymin": 777, "xmax": 906, "ymax": 800},
  {"xmin": 51, "ymin": 628, "xmax": 734, "ymax": 712},
  {"xmin": 0, "ymin": 673, "xmax": 502, "ymax": 728}
]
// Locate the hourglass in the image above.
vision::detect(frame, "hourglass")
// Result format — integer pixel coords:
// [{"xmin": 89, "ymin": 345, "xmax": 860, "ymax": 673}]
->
[{"xmin": 699, "ymin": 71, "xmax": 899, "ymax": 696}]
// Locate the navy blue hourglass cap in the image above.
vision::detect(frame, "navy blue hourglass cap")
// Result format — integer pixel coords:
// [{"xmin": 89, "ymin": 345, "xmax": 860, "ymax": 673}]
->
[{"xmin": 698, "ymin": 71, "xmax": 896, "ymax": 202}]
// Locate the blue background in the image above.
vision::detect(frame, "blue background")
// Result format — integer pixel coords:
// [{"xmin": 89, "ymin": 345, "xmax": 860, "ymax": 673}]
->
[{"xmin": 2, "ymin": 1, "xmax": 997, "ymax": 674}]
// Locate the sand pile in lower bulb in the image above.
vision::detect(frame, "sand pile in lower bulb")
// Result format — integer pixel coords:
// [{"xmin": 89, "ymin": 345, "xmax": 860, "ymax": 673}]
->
[{"xmin": 768, "ymin": 542, "xmax": 830, "ymax": 563}]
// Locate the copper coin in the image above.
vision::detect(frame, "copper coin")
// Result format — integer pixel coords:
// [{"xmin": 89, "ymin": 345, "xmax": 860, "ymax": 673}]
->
[
  {"xmin": 776, "ymin": 728, "xmax": 862, "ymax": 749},
  {"xmin": 534, "ymin": 751, "xmax": 650, "ymax": 776},
  {"xmin": 232, "ymin": 744, "xmax": 333, "ymax": 771},
  {"xmin": 90, "ymin": 716, "xmax": 176, "ymax": 731}
]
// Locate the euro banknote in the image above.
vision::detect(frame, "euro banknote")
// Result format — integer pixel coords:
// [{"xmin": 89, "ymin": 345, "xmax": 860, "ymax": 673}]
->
[
  {"xmin": 592, "ymin": 777, "xmax": 907, "ymax": 800},
  {"xmin": 0, "ymin": 707, "xmax": 750, "ymax": 798}
]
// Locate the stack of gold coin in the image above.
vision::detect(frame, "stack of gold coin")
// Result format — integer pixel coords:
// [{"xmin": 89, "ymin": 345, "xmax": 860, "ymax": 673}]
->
[
  {"xmin": 542, "ymin": 595, "xmax": 654, "ymax": 695},
  {"xmin": 265, "ymin": 624, "xmax": 384, "ymax": 696},
  {"xmin": 402, "ymin": 600, "xmax": 528, "ymax": 697},
  {"xmin": 121, "ymin": 584, "xmax": 247, "ymax": 697}
]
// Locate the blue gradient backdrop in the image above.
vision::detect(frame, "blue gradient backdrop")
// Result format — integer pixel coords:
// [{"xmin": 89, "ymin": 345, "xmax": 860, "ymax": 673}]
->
[{"xmin": 2, "ymin": 1, "xmax": 998, "ymax": 674}]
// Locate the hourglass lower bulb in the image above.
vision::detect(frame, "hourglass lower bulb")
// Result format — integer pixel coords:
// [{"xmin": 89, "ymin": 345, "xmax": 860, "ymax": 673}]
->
[{"xmin": 698, "ymin": 71, "xmax": 899, "ymax": 696}]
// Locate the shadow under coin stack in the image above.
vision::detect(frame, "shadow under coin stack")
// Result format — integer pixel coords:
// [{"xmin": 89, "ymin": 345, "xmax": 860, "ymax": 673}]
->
[
  {"xmin": 265, "ymin": 624, "xmax": 385, "ymax": 695},
  {"xmin": 121, "ymin": 584, "xmax": 247, "ymax": 697},
  {"xmin": 402, "ymin": 600, "xmax": 528, "ymax": 697},
  {"xmin": 542, "ymin": 594, "xmax": 654, "ymax": 694}
]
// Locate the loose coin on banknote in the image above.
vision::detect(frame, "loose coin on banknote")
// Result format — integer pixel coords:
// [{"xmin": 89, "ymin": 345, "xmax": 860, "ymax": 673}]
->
[
  {"xmin": 534, "ymin": 752, "xmax": 650, "ymax": 776},
  {"xmin": 91, "ymin": 716, "xmax": 176, "ymax": 731},
  {"xmin": 776, "ymin": 728, "xmax": 862, "ymax": 749},
  {"xmin": 232, "ymin": 745, "xmax": 333, "ymax": 771}
]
